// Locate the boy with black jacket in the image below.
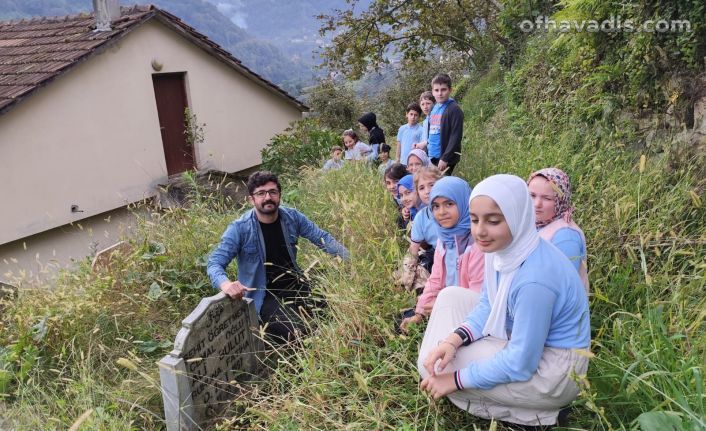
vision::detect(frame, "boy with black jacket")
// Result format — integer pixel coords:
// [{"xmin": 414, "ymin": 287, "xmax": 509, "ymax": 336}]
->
[{"xmin": 427, "ymin": 74, "xmax": 464, "ymax": 175}]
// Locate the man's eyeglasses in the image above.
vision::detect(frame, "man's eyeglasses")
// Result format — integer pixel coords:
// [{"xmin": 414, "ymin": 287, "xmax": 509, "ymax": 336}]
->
[{"xmin": 252, "ymin": 189, "xmax": 280, "ymax": 198}]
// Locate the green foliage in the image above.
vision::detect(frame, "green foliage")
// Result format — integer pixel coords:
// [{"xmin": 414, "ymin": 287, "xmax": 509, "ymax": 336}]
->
[
  {"xmin": 317, "ymin": 0, "xmax": 504, "ymax": 78},
  {"xmin": 499, "ymin": 0, "xmax": 706, "ymax": 128},
  {"xmin": 304, "ymin": 79, "xmax": 363, "ymax": 132},
  {"xmin": 261, "ymin": 118, "xmax": 341, "ymax": 179},
  {"xmin": 496, "ymin": 0, "xmax": 557, "ymax": 67},
  {"xmin": 183, "ymin": 107, "xmax": 205, "ymax": 150}
]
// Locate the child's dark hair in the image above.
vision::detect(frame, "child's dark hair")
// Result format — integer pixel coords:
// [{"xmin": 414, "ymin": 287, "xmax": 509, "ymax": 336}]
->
[
  {"xmin": 342, "ymin": 129, "xmax": 359, "ymax": 141},
  {"xmin": 384, "ymin": 163, "xmax": 409, "ymax": 181},
  {"xmin": 419, "ymin": 91, "xmax": 435, "ymax": 103},
  {"xmin": 331, "ymin": 145, "xmax": 342, "ymax": 153},
  {"xmin": 380, "ymin": 143, "xmax": 391, "ymax": 154},
  {"xmin": 247, "ymin": 171, "xmax": 281, "ymax": 195},
  {"xmin": 406, "ymin": 102, "xmax": 422, "ymax": 115},
  {"xmin": 431, "ymin": 73, "xmax": 452, "ymax": 88}
]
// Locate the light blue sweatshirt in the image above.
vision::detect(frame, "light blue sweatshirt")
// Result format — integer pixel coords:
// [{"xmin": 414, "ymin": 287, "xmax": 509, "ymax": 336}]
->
[
  {"xmin": 410, "ymin": 206, "xmax": 438, "ymax": 247},
  {"xmin": 455, "ymin": 239, "xmax": 590, "ymax": 390},
  {"xmin": 549, "ymin": 227, "xmax": 585, "ymax": 272}
]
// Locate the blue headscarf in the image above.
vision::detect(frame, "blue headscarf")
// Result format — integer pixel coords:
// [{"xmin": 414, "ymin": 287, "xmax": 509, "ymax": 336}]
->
[
  {"xmin": 397, "ymin": 174, "xmax": 419, "ymax": 220},
  {"xmin": 429, "ymin": 176, "xmax": 472, "ymax": 249}
]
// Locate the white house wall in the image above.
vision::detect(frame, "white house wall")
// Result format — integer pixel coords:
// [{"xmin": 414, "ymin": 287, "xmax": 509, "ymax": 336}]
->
[{"xmin": 0, "ymin": 19, "xmax": 303, "ymax": 246}]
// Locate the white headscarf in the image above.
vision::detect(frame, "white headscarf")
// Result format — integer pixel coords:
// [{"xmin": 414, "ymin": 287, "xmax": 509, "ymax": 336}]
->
[{"xmin": 470, "ymin": 174, "xmax": 541, "ymax": 339}]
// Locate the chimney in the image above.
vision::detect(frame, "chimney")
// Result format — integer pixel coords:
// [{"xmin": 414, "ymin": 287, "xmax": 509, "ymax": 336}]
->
[{"xmin": 93, "ymin": 0, "xmax": 121, "ymax": 32}]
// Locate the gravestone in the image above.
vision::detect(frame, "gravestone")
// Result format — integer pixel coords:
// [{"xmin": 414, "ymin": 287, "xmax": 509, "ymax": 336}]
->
[{"xmin": 159, "ymin": 293, "xmax": 263, "ymax": 430}]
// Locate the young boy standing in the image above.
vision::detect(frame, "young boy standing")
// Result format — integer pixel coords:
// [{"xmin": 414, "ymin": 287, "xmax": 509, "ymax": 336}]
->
[
  {"xmin": 396, "ymin": 103, "xmax": 423, "ymax": 166},
  {"xmin": 322, "ymin": 145, "xmax": 344, "ymax": 171},
  {"xmin": 427, "ymin": 74, "xmax": 464, "ymax": 175},
  {"xmin": 413, "ymin": 91, "xmax": 435, "ymax": 151}
]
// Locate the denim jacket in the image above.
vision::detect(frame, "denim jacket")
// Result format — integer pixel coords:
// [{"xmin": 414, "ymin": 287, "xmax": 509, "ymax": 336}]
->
[{"xmin": 207, "ymin": 206, "xmax": 349, "ymax": 314}]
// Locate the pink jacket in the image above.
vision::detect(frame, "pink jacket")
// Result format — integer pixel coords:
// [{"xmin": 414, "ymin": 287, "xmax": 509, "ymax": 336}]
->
[{"xmin": 415, "ymin": 240, "xmax": 485, "ymax": 314}]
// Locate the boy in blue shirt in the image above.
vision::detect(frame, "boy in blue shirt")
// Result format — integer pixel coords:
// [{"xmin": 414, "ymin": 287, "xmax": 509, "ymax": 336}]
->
[
  {"xmin": 427, "ymin": 74, "xmax": 464, "ymax": 175},
  {"xmin": 396, "ymin": 103, "xmax": 423, "ymax": 165},
  {"xmin": 322, "ymin": 145, "xmax": 344, "ymax": 171}
]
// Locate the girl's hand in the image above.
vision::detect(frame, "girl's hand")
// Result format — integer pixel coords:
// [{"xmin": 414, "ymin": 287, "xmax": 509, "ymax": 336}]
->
[
  {"xmin": 400, "ymin": 313, "xmax": 424, "ymax": 333},
  {"xmin": 423, "ymin": 341, "xmax": 456, "ymax": 376},
  {"xmin": 402, "ymin": 207, "xmax": 410, "ymax": 221},
  {"xmin": 421, "ymin": 298, "xmax": 436, "ymax": 315},
  {"xmin": 420, "ymin": 373, "xmax": 457, "ymax": 399}
]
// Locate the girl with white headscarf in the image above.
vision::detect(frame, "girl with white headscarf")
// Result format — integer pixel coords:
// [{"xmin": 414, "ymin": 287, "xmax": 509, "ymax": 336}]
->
[{"xmin": 418, "ymin": 174, "xmax": 590, "ymax": 427}]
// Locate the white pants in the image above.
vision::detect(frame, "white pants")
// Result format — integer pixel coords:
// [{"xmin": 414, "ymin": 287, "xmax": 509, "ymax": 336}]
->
[{"xmin": 417, "ymin": 286, "xmax": 589, "ymax": 426}]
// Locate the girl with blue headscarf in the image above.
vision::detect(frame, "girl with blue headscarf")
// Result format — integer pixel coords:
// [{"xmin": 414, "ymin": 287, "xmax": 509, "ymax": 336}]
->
[
  {"xmin": 397, "ymin": 174, "xmax": 421, "ymax": 228},
  {"xmin": 400, "ymin": 176, "xmax": 485, "ymax": 332}
]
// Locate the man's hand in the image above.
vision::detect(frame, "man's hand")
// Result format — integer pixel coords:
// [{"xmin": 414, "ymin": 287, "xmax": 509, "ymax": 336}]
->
[
  {"xmin": 400, "ymin": 313, "xmax": 424, "ymax": 333},
  {"xmin": 413, "ymin": 141, "xmax": 427, "ymax": 150},
  {"xmin": 420, "ymin": 372, "xmax": 457, "ymax": 399},
  {"xmin": 437, "ymin": 159, "xmax": 448, "ymax": 171},
  {"xmin": 219, "ymin": 280, "xmax": 255, "ymax": 300}
]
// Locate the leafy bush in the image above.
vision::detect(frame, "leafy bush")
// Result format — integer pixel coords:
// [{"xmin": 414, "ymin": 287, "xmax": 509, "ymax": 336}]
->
[
  {"xmin": 261, "ymin": 118, "xmax": 341, "ymax": 179},
  {"xmin": 304, "ymin": 79, "xmax": 363, "ymax": 132}
]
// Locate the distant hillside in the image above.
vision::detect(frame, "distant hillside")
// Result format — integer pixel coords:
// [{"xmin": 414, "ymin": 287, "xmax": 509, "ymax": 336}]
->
[
  {"xmin": 0, "ymin": 0, "xmax": 315, "ymax": 94},
  {"xmin": 204, "ymin": 0, "xmax": 372, "ymax": 66}
]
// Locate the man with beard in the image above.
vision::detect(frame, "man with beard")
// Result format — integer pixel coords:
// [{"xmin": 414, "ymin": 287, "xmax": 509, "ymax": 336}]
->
[{"xmin": 207, "ymin": 171, "xmax": 349, "ymax": 343}]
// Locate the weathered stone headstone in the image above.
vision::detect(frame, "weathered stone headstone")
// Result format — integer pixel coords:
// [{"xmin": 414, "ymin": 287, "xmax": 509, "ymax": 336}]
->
[{"xmin": 159, "ymin": 293, "xmax": 263, "ymax": 430}]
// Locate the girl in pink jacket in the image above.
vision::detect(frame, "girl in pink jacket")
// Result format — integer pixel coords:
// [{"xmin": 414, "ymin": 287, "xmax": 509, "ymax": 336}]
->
[{"xmin": 400, "ymin": 176, "xmax": 485, "ymax": 332}]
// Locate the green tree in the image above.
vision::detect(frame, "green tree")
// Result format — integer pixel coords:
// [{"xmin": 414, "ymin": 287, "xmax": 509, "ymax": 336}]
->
[
  {"xmin": 317, "ymin": 0, "xmax": 506, "ymax": 79},
  {"xmin": 304, "ymin": 79, "xmax": 363, "ymax": 131}
]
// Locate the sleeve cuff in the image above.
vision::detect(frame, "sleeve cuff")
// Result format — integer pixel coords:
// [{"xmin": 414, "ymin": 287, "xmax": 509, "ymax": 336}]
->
[
  {"xmin": 457, "ymin": 367, "xmax": 474, "ymax": 389},
  {"xmin": 453, "ymin": 371, "xmax": 464, "ymax": 390},
  {"xmin": 212, "ymin": 275, "xmax": 229, "ymax": 290},
  {"xmin": 454, "ymin": 324, "xmax": 476, "ymax": 346}
]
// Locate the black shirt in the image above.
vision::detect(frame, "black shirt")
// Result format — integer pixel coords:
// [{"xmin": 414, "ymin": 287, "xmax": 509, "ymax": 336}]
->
[{"xmin": 259, "ymin": 216, "xmax": 300, "ymax": 299}]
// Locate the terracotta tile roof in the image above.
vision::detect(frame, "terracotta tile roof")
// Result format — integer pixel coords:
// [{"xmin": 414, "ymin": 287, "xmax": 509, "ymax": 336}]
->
[{"xmin": 0, "ymin": 5, "xmax": 307, "ymax": 115}]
